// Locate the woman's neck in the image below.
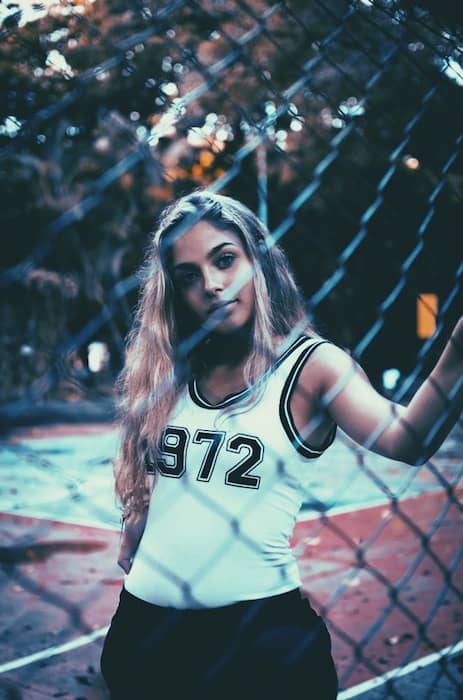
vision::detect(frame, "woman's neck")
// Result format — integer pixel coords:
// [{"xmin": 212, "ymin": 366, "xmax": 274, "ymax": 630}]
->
[
  {"xmin": 202, "ymin": 326, "xmax": 253, "ymax": 370},
  {"xmin": 194, "ymin": 331, "xmax": 285, "ymax": 404}
]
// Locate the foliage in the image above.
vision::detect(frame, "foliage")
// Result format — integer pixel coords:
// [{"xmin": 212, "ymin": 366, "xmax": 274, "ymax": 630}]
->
[{"xmin": 1, "ymin": 0, "xmax": 462, "ymax": 402}]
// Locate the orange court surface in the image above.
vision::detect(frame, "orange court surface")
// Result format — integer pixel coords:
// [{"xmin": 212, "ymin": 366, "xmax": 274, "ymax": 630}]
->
[{"xmin": 1, "ymin": 422, "xmax": 462, "ymax": 699}]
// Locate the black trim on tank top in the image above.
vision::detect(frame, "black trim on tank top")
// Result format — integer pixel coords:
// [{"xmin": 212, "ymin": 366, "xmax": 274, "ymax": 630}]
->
[
  {"xmin": 279, "ymin": 340, "xmax": 337, "ymax": 458},
  {"xmin": 189, "ymin": 335, "xmax": 311, "ymax": 410}
]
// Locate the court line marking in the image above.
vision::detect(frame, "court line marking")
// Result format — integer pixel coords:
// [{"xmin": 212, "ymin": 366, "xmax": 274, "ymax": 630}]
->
[
  {"xmin": 298, "ymin": 484, "xmax": 463, "ymax": 522},
  {"xmin": 0, "ymin": 496, "xmax": 392, "ymax": 531},
  {"xmin": 0, "ymin": 626, "xmax": 109, "ymax": 674},
  {"xmin": 0, "ymin": 506, "xmax": 120, "ymax": 531},
  {"xmin": 1, "ymin": 628, "xmax": 461, "ymax": 690},
  {"xmin": 298, "ymin": 497, "xmax": 391, "ymax": 521},
  {"xmin": 0, "ymin": 492, "xmax": 396, "ymax": 532},
  {"xmin": 338, "ymin": 639, "xmax": 463, "ymax": 698},
  {"xmin": 1, "ymin": 493, "xmax": 461, "ymax": 679}
]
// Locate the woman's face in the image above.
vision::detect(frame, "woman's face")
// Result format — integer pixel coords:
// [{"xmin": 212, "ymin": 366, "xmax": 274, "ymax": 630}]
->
[{"xmin": 171, "ymin": 220, "xmax": 255, "ymax": 334}]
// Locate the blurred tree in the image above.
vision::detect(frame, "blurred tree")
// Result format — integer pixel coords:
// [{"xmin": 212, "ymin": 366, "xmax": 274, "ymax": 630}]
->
[{"xmin": 0, "ymin": 0, "xmax": 462, "ymax": 403}]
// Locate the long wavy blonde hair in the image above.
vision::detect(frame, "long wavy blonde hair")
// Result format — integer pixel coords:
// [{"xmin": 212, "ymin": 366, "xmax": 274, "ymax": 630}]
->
[{"xmin": 114, "ymin": 189, "xmax": 316, "ymax": 514}]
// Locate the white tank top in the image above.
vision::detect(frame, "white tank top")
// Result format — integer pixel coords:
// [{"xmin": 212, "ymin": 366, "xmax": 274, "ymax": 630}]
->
[{"xmin": 125, "ymin": 336, "xmax": 335, "ymax": 608}]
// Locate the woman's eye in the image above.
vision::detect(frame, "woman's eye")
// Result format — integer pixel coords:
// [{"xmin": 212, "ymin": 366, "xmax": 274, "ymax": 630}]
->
[
  {"xmin": 216, "ymin": 253, "xmax": 235, "ymax": 270},
  {"xmin": 176, "ymin": 270, "xmax": 199, "ymax": 288}
]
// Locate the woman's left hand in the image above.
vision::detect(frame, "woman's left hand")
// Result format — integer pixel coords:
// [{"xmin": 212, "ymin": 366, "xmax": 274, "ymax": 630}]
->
[{"xmin": 118, "ymin": 509, "xmax": 148, "ymax": 574}]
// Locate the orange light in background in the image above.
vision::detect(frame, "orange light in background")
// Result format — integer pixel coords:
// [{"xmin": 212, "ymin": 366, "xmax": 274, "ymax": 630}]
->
[
  {"xmin": 199, "ymin": 150, "xmax": 215, "ymax": 168},
  {"xmin": 403, "ymin": 155, "xmax": 420, "ymax": 170},
  {"xmin": 191, "ymin": 163, "xmax": 203, "ymax": 180},
  {"xmin": 417, "ymin": 294, "xmax": 438, "ymax": 338},
  {"xmin": 119, "ymin": 173, "xmax": 133, "ymax": 189}
]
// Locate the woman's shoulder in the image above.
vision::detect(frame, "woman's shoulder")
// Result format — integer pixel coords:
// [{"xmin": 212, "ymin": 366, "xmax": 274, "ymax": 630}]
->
[{"xmin": 295, "ymin": 336, "xmax": 356, "ymax": 395}]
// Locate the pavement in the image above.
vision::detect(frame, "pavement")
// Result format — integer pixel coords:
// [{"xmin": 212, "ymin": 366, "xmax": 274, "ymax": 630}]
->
[
  {"xmin": 347, "ymin": 659, "xmax": 463, "ymax": 700},
  {"xmin": 0, "ymin": 419, "xmax": 462, "ymax": 699}
]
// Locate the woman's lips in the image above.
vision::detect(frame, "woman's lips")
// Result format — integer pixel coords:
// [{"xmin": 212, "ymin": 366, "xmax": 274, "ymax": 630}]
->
[{"xmin": 207, "ymin": 300, "xmax": 236, "ymax": 315}]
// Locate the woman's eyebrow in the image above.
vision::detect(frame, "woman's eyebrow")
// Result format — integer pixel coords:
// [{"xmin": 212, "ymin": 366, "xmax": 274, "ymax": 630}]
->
[
  {"xmin": 173, "ymin": 241, "xmax": 237, "ymax": 271},
  {"xmin": 207, "ymin": 241, "xmax": 237, "ymax": 258}
]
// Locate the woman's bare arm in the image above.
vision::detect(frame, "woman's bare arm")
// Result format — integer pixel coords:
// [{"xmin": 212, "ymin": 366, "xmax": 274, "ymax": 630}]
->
[{"xmin": 303, "ymin": 318, "xmax": 463, "ymax": 464}]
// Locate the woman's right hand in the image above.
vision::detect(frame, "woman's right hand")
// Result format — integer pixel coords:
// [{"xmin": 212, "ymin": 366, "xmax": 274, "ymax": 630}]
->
[{"xmin": 117, "ymin": 508, "xmax": 148, "ymax": 574}]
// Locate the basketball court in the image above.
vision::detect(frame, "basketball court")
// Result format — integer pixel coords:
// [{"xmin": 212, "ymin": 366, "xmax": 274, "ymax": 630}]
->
[{"xmin": 1, "ymin": 422, "xmax": 462, "ymax": 699}]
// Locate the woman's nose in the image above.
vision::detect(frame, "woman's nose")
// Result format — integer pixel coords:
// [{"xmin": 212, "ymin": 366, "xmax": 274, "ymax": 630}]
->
[{"xmin": 202, "ymin": 267, "xmax": 224, "ymax": 295}]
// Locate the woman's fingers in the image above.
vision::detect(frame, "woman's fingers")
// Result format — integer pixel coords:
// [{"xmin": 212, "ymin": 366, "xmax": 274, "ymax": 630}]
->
[
  {"xmin": 117, "ymin": 507, "xmax": 149, "ymax": 573},
  {"xmin": 117, "ymin": 555, "xmax": 132, "ymax": 573},
  {"xmin": 118, "ymin": 536, "xmax": 135, "ymax": 573}
]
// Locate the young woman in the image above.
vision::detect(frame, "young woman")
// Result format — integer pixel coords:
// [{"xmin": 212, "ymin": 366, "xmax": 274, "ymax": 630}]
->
[{"xmin": 100, "ymin": 190, "xmax": 462, "ymax": 699}]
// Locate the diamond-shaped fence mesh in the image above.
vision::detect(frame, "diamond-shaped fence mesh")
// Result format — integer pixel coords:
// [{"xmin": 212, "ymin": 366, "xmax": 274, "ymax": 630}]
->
[{"xmin": 0, "ymin": 1, "xmax": 462, "ymax": 698}]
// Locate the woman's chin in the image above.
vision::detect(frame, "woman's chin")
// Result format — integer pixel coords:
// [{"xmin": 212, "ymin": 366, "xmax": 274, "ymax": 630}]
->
[{"xmin": 208, "ymin": 317, "xmax": 252, "ymax": 336}]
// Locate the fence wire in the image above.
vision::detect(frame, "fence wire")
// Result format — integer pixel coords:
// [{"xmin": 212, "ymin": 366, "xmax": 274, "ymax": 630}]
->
[{"xmin": 1, "ymin": 0, "xmax": 463, "ymax": 698}]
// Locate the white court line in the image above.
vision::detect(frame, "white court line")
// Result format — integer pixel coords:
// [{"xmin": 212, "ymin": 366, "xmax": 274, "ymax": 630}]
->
[
  {"xmin": 298, "ymin": 483, "xmax": 463, "ymax": 523},
  {"xmin": 0, "ymin": 501, "xmax": 384, "ymax": 531},
  {"xmin": 0, "ymin": 498, "xmax": 459, "ymax": 681},
  {"xmin": 0, "ymin": 496, "xmax": 392, "ymax": 531},
  {"xmin": 298, "ymin": 496, "xmax": 391, "ymax": 521},
  {"xmin": 0, "ymin": 505, "xmax": 120, "ymax": 531},
  {"xmin": 0, "ymin": 626, "xmax": 109, "ymax": 674},
  {"xmin": 338, "ymin": 639, "xmax": 463, "ymax": 699},
  {"xmin": 1, "ymin": 628, "xmax": 461, "ymax": 692}
]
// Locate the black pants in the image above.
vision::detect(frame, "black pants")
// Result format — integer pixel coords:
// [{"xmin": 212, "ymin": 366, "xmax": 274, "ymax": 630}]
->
[{"xmin": 100, "ymin": 587, "xmax": 338, "ymax": 699}]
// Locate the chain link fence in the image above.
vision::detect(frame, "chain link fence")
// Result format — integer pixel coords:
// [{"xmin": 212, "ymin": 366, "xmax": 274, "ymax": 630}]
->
[{"xmin": 1, "ymin": 0, "xmax": 462, "ymax": 697}]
